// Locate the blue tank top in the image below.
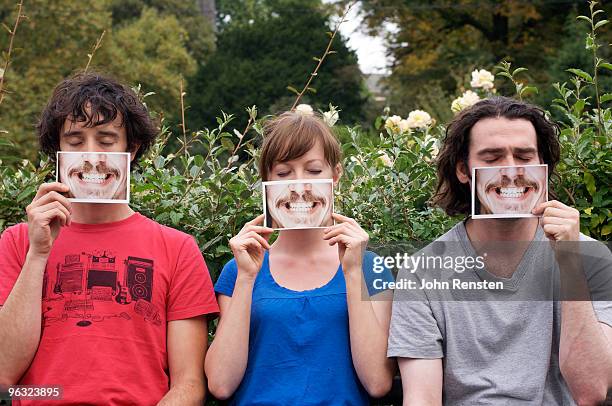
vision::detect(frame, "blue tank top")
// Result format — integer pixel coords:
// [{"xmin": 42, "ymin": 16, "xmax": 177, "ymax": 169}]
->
[{"xmin": 214, "ymin": 250, "xmax": 393, "ymax": 405}]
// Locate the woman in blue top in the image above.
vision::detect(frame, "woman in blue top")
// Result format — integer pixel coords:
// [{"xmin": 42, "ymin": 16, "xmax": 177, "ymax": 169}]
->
[{"xmin": 205, "ymin": 110, "xmax": 396, "ymax": 405}]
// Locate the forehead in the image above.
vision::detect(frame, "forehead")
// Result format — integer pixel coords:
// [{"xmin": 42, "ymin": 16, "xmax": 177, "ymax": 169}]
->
[
  {"xmin": 61, "ymin": 109, "xmax": 125, "ymax": 134},
  {"xmin": 469, "ymin": 117, "xmax": 537, "ymax": 150},
  {"xmin": 273, "ymin": 139, "xmax": 325, "ymax": 166}
]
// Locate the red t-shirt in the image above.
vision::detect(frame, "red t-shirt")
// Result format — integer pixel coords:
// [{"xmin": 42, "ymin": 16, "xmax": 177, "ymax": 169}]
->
[{"xmin": 0, "ymin": 212, "xmax": 219, "ymax": 405}]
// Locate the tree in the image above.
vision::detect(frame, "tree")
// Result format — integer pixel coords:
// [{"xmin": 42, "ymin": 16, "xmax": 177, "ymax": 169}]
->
[
  {"xmin": 187, "ymin": 0, "xmax": 366, "ymax": 131},
  {"xmin": 0, "ymin": 0, "xmax": 112, "ymax": 159},
  {"xmin": 352, "ymin": 0, "xmax": 612, "ymax": 115},
  {"xmin": 0, "ymin": 0, "xmax": 203, "ymax": 160},
  {"xmin": 109, "ymin": 0, "xmax": 216, "ymax": 62}
]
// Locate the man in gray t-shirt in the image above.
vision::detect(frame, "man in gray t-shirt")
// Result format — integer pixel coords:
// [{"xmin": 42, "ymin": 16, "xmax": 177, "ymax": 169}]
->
[{"xmin": 388, "ymin": 97, "xmax": 612, "ymax": 405}]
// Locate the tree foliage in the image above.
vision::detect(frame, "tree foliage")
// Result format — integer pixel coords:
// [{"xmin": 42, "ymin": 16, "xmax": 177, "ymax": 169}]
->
[
  {"xmin": 0, "ymin": 0, "xmax": 210, "ymax": 160},
  {"xmin": 353, "ymin": 0, "xmax": 612, "ymax": 115},
  {"xmin": 187, "ymin": 0, "xmax": 366, "ymax": 131}
]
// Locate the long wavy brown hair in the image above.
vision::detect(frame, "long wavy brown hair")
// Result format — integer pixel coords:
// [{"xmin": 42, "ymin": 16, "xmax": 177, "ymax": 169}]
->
[{"xmin": 432, "ymin": 96, "xmax": 560, "ymax": 216}]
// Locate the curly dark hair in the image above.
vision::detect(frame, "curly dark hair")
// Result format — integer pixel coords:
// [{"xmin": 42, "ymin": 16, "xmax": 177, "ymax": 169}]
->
[
  {"xmin": 37, "ymin": 71, "xmax": 158, "ymax": 164},
  {"xmin": 432, "ymin": 96, "xmax": 561, "ymax": 216}
]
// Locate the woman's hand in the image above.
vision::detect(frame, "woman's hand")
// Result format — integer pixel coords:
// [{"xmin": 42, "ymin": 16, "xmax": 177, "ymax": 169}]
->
[
  {"xmin": 229, "ymin": 214, "xmax": 274, "ymax": 280},
  {"xmin": 323, "ymin": 213, "xmax": 369, "ymax": 273}
]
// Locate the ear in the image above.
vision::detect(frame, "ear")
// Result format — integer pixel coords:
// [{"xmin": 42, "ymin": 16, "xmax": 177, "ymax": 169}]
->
[
  {"xmin": 456, "ymin": 160, "xmax": 470, "ymax": 184},
  {"xmin": 129, "ymin": 143, "xmax": 141, "ymax": 162},
  {"xmin": 333, "ymin": 163, "xmax": 343, "ymax": 186}
]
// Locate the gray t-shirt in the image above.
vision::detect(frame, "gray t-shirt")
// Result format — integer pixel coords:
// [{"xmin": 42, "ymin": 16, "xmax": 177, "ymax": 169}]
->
[{"xmin": 388, "ymin": 221, "xmax": 612, "ymax": 405}]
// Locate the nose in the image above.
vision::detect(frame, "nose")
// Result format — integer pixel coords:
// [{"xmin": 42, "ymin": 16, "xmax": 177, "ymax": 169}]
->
[
  {"xmin": 288, "ymin": 182, "xmax": 312, "ymax": 194},
  {"xmin": 82, "ymin": 138, "xmax": 99, "ymax": 152},
  {"xmin": 81, "ymin": 153, "xmax": 107, "ymax": 167},
  {"xmin": 500, "ymin": 166, "xmax": 524, "ymax": 179}
]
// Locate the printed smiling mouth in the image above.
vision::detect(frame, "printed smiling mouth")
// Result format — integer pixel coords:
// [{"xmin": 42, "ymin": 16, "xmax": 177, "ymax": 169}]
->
[
  {"xmin": 69, "ymin": 167, "xmax": 120, "ymax": 185},
  {"xmin": 494, "ymin": 186, "xmax": 532, "ymax": 199},
  {"xmin": 485, "ymin": 182, "xmax": 538, "ymax": 200},
  {"xmin": 277, "ymin": 199, "xmax": 325, "ymax": 214}
]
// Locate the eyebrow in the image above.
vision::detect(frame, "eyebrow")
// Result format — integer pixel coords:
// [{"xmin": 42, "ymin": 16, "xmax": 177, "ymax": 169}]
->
[
  {"xmin": 476, "ymin": 148, "xmax": 505, "ymax": 156},
  {"xmin": 97, "ymin": 130, "xmax": 119, "ymax": 137},
  {"xmin": 61, "ymin": 130, "xmax": 119, "ymax": 138},
  {"xmin": 62, "ymin": 130, "xmax": 83, "ymax": 137},
  {"xmin": 513, "ymin": 147, "xmax": 537, "ymax": 154},
  {"xmin": 476, "ymin": 147, "xmax": 537, "ymax": 155}
]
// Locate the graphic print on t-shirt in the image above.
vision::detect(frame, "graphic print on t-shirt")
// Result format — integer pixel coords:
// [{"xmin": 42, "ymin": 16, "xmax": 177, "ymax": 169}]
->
[{"xmin": 42, "ymin": 250, "xmax": 162, "ymax": 328}]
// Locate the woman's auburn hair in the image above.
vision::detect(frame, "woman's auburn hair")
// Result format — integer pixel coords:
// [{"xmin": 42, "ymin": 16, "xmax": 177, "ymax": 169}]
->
[
  {"xmin": 431, "ymin": 96, "xmax": 561, "ymax": 216},
  {"xmin": 259, "ymin": 111, "xmax": 342, "ymax": 181},
  {"xmin": 37, "ymin": 71, "xmax": 158, "ymax": 164}
]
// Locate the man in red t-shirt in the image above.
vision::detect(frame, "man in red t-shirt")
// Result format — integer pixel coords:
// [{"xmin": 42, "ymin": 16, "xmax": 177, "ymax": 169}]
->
[{"xmin": 0, "ymin": 72, "xmax": 219, "ymax": 405}]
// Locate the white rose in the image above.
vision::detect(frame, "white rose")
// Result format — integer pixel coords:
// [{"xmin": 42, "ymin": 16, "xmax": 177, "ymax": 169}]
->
[
  {"xmin": 451, "ymin": 90, "xmax": 480, "ymax": 113},
  {"xmin": 295, "ymin": 103, "xmax": 314, "ymax": 116},
  {"xmin": 470, "ymin": 69, "xmax": 495, "ymax": 90},
  {"xmin": 406, "ymin": 110, "xmax": 433, "ymax": 129},
  {"xmin": 378, "ymin": 151, "xmax": 393, "ymax": 167},
  {"xmin": 384, "ymin": 115, "xmax": 402, "ymax": 133},
  {"xmin": 322, "ymin": 110, "xmax": 339, "ymax": 127},
  {"xmin": 398, "ymin": 119, "xmax": 411, "ymax": 134},
  {"xmin": 424, "ymin": 134, "xmax": 440, "ymax": 159}
]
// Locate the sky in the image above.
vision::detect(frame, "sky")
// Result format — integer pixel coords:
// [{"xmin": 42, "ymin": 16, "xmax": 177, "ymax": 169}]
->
[{"xmin": 327, "ymin": 2, "xmax": 392, "ymax": 75}]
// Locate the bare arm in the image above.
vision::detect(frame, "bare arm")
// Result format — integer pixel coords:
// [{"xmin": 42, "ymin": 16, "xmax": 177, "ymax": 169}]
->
[
  {"xmin": 0, "ymin": 254, "xmax": 48, "ymax": 387},
  {"xmin": 559, "ymin": 302, "xmax": 612, "ymax": 405},
  {"xmin": 325, "ymin": 213, "xmax": 395, "ymax": 397},
  {"xmin": 204, "ymin": 215, "xmax": 272, "ymax": 400},
  {"xmin": 0, "ymin": 183, "xmax": 71, "ymax": 387},
  {"xmin": 535, "ymin": 201, "xmax": 612, "ymax": 404},
  {"xmin": 205, "ymin": 284, "xmax": 254, "ymax": 399},
  {"xmin": 345, "ymin": 271, "xmax": 396, "ymax": 397},
  {"xmin": 398, "ymin": 358, "xmax": 443, "ymax": 405},
  {"xmin": 157, "ymin": 316, "xmax": 207, "ymax": 406}
]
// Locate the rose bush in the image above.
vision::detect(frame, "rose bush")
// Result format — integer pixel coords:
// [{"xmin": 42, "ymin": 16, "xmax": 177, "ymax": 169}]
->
[{"xmin": 0, "ymin": 4, "xmax": 610, "ymax": 281}]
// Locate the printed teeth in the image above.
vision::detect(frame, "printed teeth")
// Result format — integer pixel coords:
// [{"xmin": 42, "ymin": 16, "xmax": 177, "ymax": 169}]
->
[
  {"xmin": 79, "ymin": 173, "xmax": 110, "ymax": 184},
  {"xmin": 496, "ymin": 187, "xmax": 528, "ymax": 198},
  {"xmin": 287, "ymin": 202, "xmax": 314, "ymax": 212}
]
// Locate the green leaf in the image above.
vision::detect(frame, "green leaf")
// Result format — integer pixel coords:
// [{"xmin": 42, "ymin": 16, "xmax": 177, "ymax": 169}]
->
[
  {"xmin": 221, "ymin": 138, "xmax": 234, "ymax": 151},
  {"xmin": 520, "ymin": 86, "xmax": 539, "ymax": 97},
  {"xmin": 16, "ymin": 185, "xmax": 36, "ymax": 203},
  {"xmin": 602, "ymin": 223, "xmax": 612, "ymax": 236},
  {"xmin": 598, "ymin": 62, "xmax": 612, "ymax": 71},
  {"xmin": 584, "ymin": 172, "xmax": 596, "ymax": 197},
  {"xmin": 194, "ymin": 155, "xmax": 204, "ymax": 167},
  {"xmin": 286, "ymin": 85, "xmax": 300, "ymax": 95},
  {"xmin": 512, "ymin": 67, "xmax": 528, "ymax": 76},
  {"xmin": 496, "ymin": 72, "xmax": 513, "ymax": 80},
  {"xmin": 594, "ymin": 19, "xmax": 609, "ymax": 30},
  {"xmin": 572, "ymin": 99, "xmax": 585, "ymax": 116},
  {"xmin": 576, "ymin": 15, "xmax": 592, "ymax": 24},
  {"xmin": 189, "ymin": 165, "xmax": 200, "ymax": 178},
  {"xmin": 601, "ymin": 93, "xmax": 612, "ymax": 103},
  {"xmin": 170, "ymin": 211, "xmax": 183, "ymax": 225},
  {"xmin": 566, "ymin": 68, "xmax": 593, "ymax": 83}
]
